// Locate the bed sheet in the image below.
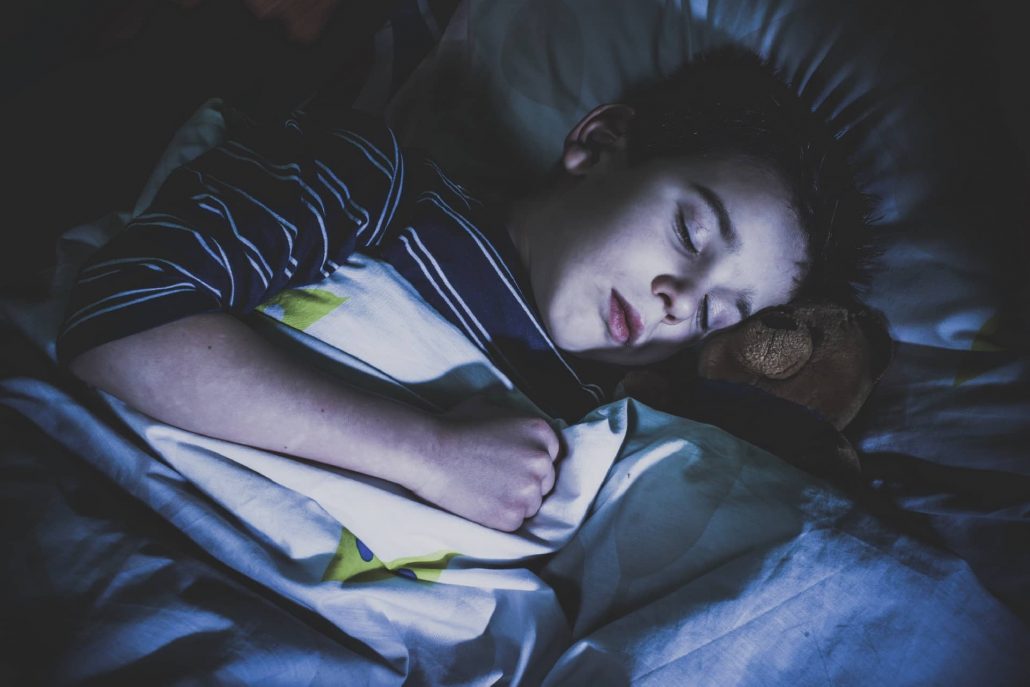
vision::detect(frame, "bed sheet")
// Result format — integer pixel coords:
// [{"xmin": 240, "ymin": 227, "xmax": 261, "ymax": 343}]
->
[
  {"xmin": 0, "ymin": 398, "xmax": 379, "ymax": 685},
  {"xmin": 387, "ymin": 0, "xmax": 1030, "ymax": 475},
  {"xmin": 3, "ymin": 178, "xmax": 1028, "ymax": 683},
  {"xmin": 3, "ymin": 1, "xmax": 1028, "ymax": 682},
  {"xmin": 3, "ymin": 345, "xmax": 1027, "ymax": 685},
  {"xmin": 386, "ymin": 0, "xmax": 1030, "ymax": 625}
]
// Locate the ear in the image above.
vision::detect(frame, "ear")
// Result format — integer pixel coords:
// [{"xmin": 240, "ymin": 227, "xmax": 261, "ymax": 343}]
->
[{"xmin": 562, "ymin": 104, "xmax": 635, "ymax": 175}]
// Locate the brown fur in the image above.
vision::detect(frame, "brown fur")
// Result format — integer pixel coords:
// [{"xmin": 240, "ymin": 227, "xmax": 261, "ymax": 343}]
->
[{"xmin": 623, "ymin": 300, "xmax": 893, "ymax": 478}]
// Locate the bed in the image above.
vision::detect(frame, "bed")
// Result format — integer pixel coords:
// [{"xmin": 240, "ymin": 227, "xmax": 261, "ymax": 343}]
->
[{"xmin": 2, "ymin": 1, "xmax": 1027, "ymax": 684}]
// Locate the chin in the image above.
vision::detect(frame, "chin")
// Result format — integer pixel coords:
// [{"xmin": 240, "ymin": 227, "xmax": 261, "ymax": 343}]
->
[
  {"xmin": 572, "ymin": 348, "xmax": 623, "ymax": 365},
  {"xmin": 544, "ymin": 313, "xmax": 598, "ymax": 356},
  {"xmin": 575, "ymin": 345, "xmax": 667, "ymax": 367}
]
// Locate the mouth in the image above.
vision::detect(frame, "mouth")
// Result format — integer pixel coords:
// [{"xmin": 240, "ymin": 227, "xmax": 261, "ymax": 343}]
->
[{"xmin": 609, "ymin": 289, "xmax": 644, "ymax": 345}]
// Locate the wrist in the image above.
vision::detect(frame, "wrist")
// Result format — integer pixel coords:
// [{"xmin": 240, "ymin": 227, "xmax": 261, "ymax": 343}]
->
[
  {"xmin": 327, "ymin": 396, "xmax": 448, "ymax": 494},
  {"xmin": 277, "ymin": 380, "xmax": 446, "ymax": 492},
  {"xmin": 387, "ymin": 407, "xmax": 449, "ymax": 493}
]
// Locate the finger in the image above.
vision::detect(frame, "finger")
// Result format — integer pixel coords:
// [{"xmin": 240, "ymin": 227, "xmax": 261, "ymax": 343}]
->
[
  {"xmin": 527, "ymin": 418, "xmax": 560, "ymax": 460},
  {"xmin": 553, "ymin": 429, "xmax": 567, "ymax": 462},
  {"xmin": 492, "ymin": 510, "xmax": 524, "ymax": 533},
  {"xmin": 540, "ymin": 462, "xmax": 556, "ymax": 496},
  {"xmin": 521, "ymin": 486, "xmax": 543, "ymax": 520}
]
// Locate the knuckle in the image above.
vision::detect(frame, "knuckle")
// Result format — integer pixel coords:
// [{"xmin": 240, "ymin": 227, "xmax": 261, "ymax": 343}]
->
[
  {"xmin": 548, "ymin": 431, "xmax": 562, "ymax": 455},
  {"xmin": 498, "ymin": 510, "xmax": 523, "ymax": 532},
  {"xmin": 504, "ymin": 488, "xmax": 528, "ymax": 508},
  {"xmin": 516, "ymin": 483, "xmax": 542, "ymax": 512},
  {"xmin": 519, "ymin": 481, "xmax": 539, "ymax": 501},
  {"xmin": 542, "ymin": 463, "xmax": 556, "ymax": 485},
  {"xmin": 524, "ymin": 417, "xmax": 553, "ymax": 437},
  {"xmin": 507, "ymin": 483, "xmax": 530, "ymax": 504},
  {"xmin": 530, "ymin": 454, "xmax": 552, "ymax": 479}
]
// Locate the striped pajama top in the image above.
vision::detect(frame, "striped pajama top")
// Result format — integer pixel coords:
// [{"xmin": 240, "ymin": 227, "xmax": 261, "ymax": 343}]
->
[{"xmin": 57, "ymin": 108, "xmax": 614, "ymax": 421}]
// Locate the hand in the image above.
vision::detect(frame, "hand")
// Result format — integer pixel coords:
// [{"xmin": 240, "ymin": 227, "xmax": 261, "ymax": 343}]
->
[{"xmin": 414, "ymin": 398, "xmax": 561, "ymax": 532}]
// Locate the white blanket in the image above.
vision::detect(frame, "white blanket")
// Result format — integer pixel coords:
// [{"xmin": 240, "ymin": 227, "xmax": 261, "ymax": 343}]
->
[
  {"xmin": 4, "ymin": 243, "xmax": 1027, "ymax": 684},
  {"xmin": 2, "ymin": 101, "xmax": 1026, "ymax": 686}
]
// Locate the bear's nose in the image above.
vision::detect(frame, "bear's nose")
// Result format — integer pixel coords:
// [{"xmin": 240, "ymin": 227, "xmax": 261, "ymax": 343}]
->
[{"xmin": 733, "ymin": 314, "xmax": 814, "ymax": 379}]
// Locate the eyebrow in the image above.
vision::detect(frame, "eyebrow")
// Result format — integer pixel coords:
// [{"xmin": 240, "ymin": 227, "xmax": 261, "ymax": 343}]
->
[{"xmin": 691, "ymin": 183, "xmax": 740, "ymax": 254}]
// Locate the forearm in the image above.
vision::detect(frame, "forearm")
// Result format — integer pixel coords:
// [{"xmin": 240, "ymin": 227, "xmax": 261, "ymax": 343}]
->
[{"xmin": 68, "ymin": 312, "xmax": 439, "ymax": 489}]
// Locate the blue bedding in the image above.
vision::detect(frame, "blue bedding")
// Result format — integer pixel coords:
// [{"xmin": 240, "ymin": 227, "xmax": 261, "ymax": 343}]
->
[
  {"xmin": 2, "ymin": 0, "xmax": 1028, "ymax": 683},
  {"xmin": 3, "ymin": 367, "xmax": 1027, "ymax": 684},
  {"xmin": 2, "ymin": 237, "xmax": 1027, "ymax": 684}
]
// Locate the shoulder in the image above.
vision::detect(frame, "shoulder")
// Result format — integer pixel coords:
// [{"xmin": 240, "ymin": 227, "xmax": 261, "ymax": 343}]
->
[
  {"xmin": 221, "ymin": 106, "xmax": 402, "ymax": 176},
  {"xmin": 299, "ymin": 107, "xmax": 402, "ymax": 169}
]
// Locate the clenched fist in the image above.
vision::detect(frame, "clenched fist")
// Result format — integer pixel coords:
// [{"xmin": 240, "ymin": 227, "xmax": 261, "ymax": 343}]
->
[{"xmin": 413, "ymin": 398, "xmax": 562, "ymax": 532}]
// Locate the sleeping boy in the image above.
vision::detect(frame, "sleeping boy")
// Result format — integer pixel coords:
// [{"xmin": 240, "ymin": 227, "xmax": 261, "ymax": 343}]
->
[{"xmin": 58, "ymin": 47, "xmax": 874, "ymax": 532}]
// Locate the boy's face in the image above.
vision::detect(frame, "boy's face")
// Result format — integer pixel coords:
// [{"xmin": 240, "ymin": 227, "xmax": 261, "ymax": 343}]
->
[{"xmin": 511, "ymin": 105, "xmax": 807, "ymax": 366}]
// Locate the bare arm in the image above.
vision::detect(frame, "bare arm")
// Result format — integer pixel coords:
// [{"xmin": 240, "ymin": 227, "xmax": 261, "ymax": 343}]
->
[
  {"xmin": 61, "ymin": 111, "xmax": 558, "ymax": 531},
  {"xmin": 69, "ymin": 313, "xmax": 559, "ymax": 531}
]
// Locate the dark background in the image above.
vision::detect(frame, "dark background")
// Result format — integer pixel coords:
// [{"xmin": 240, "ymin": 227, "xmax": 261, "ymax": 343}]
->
[
  {"xmin": 0, "ymin": 0, "xmax": 400, "ymax": 295},
  {"xmin": 1, "ymin": 0, "xmax": 1027, "ymax": 297}
]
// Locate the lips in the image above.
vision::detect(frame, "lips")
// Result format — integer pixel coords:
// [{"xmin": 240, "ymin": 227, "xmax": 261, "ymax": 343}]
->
[{"xmin": 609, "ymin": 289, "xmax": 644, "ymax": 345}]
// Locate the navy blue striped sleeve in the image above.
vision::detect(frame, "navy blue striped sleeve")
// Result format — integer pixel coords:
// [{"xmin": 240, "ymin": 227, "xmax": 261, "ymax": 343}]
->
[{"xmin": 57, "ymin": 108, "xmax": 407, "ymax": 364}]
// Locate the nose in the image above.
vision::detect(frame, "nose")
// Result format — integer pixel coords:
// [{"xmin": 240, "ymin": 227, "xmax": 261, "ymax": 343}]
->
[{"xmin": 652, "ymin": 274, "xmax": 696, "ymax": 324}]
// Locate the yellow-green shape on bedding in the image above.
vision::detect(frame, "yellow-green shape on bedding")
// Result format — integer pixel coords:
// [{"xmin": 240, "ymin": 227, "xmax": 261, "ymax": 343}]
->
[
  {"xmin": 258, "ymin": 288, "xmax": 348, "ymax": 331},
  {"xmin": 323, "ymin": 529, "xmax": 459, "ymax": 584},
  {"xmin": 954, "ymin": 312, "xmax": 1016, "ymax": 386}
]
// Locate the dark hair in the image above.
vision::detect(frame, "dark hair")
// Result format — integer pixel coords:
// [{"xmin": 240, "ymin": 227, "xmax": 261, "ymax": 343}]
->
[{"xmin": 621, "ymin": 45, "xmax": 881, "ymax": 302}]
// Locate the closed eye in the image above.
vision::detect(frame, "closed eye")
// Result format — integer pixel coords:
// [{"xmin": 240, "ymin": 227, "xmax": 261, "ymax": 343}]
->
[
  {"xmin": 697, "ymin": 294, "xmax": 710, "ymax": 332},
  {"xmin": 676, "ymin": 209, "xmax": 699, "ymax": 254}
]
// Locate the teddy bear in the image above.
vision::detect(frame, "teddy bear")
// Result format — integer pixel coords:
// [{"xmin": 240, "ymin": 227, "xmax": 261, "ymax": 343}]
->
[{"xmin": 620, "ymin": 300, "xmax": 894, "ymax": 481}]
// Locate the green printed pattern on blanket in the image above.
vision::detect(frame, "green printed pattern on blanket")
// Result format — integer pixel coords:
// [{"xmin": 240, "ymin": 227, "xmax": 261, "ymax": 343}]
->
[
  {"xmin": 323, "ymin": 529, "xmax": 459, "ymax": 583},
  {"xmin": 954, "ymin": 311, "xmax": 1020, "ymax": 386},
  {"xmin": 258, "ymin": 288, "xmax": 349, "ymax": 331}
]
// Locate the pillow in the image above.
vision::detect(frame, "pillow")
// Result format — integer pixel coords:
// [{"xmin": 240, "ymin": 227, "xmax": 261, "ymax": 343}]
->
[
  {"xmin": 385, "ymin": 0, "xmax": 1029, "ymax": 477},
  {"xmin": 386, "ymin": 0, "xmax": 1025, "ymax": 355}
]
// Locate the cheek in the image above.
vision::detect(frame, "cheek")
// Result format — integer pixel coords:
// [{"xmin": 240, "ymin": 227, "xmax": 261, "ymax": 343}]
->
[
  {"xmin": 538, "ymin": 274, "xmax": 601, "ymax": 350},
  {"xmin": 738, "ymin": 220, "xmax": 807, "ymax": 301},
  {"xmin": 750, "ymin": 263, "xmax": 805, "ymax": 310}
]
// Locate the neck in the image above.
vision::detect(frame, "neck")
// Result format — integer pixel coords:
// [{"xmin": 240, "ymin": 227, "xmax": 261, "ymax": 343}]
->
[
  {"xmin": 504, "ymin": 196, "xmax": 538, "ymax": 275},
  {"xmin": 503, "ymin": 170, "xmax": 573, "ymax": 274}
]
